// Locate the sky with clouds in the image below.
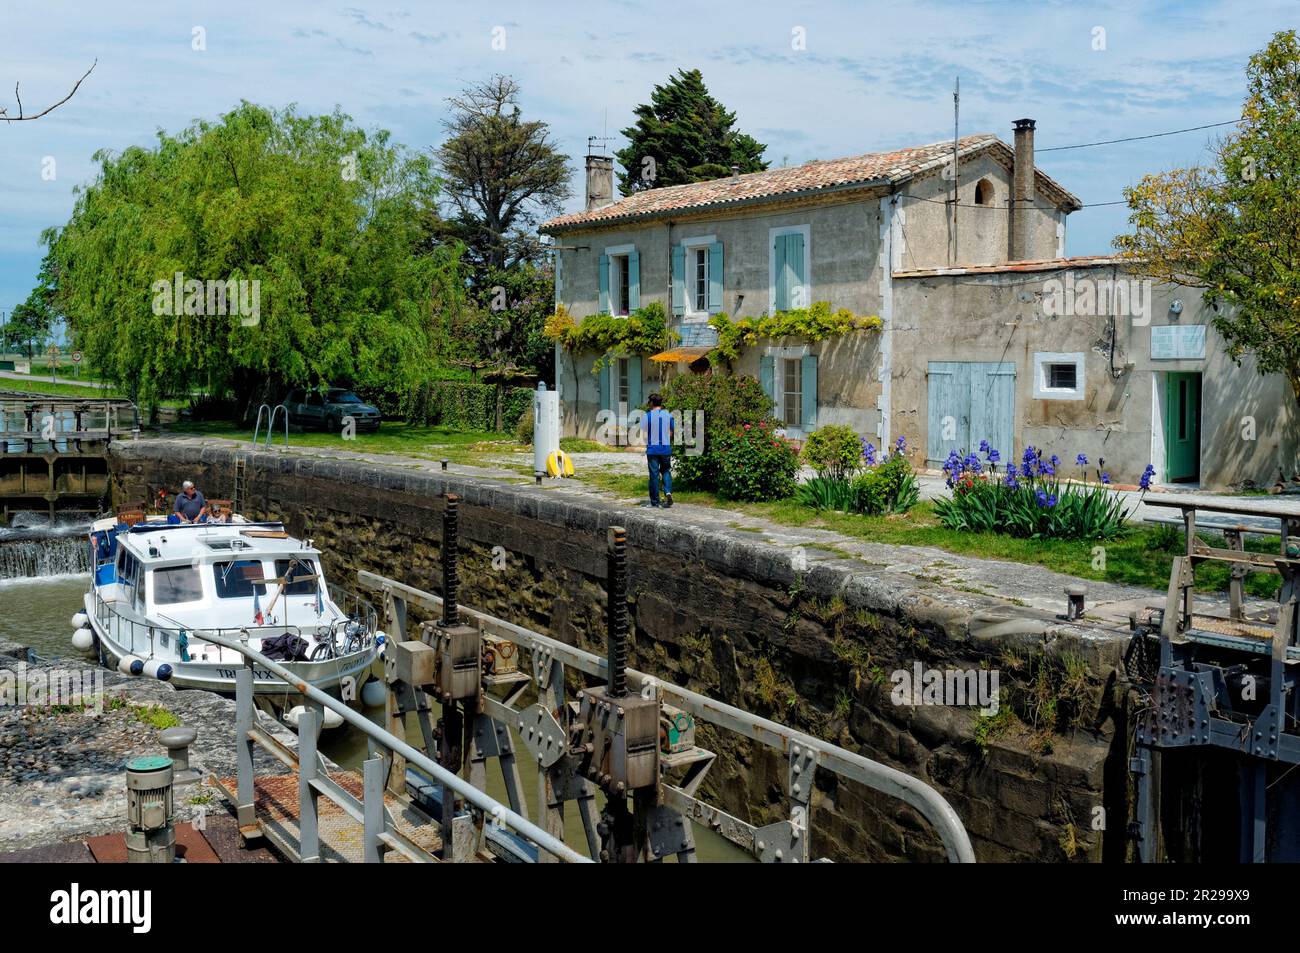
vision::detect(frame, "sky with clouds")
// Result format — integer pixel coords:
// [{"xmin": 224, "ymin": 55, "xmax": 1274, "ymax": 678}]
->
[{"xmin": 1, "ymin": 0, "xmax": 1296, "ymax": 320}]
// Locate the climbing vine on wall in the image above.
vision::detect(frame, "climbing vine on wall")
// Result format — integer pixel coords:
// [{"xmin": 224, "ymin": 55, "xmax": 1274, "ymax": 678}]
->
[
  {"xmin": 544, "ymin": 301, "xmax": 677, "ymax": 371},
  {"xmin": 707, "ymin": 302, "xmax": 882, "ymax": 366}
]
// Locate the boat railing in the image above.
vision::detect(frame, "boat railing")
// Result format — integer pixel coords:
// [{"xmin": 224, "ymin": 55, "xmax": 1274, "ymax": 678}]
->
[
  {"xmin": 200, "ymin": 628, "xmax": 588, "ymax": 863},
  {"xmin": 91, "ymin": 587, "xmax": 375, "ymax": 662}
]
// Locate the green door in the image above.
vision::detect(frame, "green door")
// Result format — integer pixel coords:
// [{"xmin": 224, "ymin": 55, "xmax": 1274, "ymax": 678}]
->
[{"xmin": 1164, "ymin": 372, "xmax": 1201, "ymax": 482}]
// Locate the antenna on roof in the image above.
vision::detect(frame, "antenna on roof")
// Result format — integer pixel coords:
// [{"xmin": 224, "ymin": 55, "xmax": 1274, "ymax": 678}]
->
[
  {"xmin": 951, "ymin": 76, "xmax": 960, "ymax": 266},
  {"xmin": 586, "ymin": 134, "xmax": 612, "ymax": 157}
]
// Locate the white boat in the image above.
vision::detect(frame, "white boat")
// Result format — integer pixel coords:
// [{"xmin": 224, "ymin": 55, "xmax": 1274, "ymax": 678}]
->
[{"xmin": 79, "ymin": 512, "xmax": 380, "ymax": 700}]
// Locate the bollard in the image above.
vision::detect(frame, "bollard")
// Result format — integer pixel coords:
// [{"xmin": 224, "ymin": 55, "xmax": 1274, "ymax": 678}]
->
[
  {"xmin": 535, "ymin": 470, "xmax": 543, "ymax": 485},
  {"xmin": 440, "ymin": 458, "xmax": 449, "ymax": 471},
  {"xmin": 159, "ymin": 726, "xmax": 199, "ymax": 785},
  {"xmin": 1065, "ymin": 584, "xmax": 1087, "ymax": 621},
  {"xmin": 126, "ymin": 755, "xmax": 176, "ymax": 863}
]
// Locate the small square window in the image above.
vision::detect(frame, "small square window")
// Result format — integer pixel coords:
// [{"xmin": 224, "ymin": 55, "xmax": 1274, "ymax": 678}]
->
[
  {"xmin": 1048, "ymin": 363, "xmax": 1077, "ymax": 391},
  {"xmin": 1033, "ymin": 352, "xmax": 1084, "ymax": 401}
]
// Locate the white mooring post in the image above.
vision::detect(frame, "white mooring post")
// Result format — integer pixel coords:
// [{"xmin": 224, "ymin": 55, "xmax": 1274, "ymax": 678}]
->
[{"xmin": 533, "ymin": 382, "xmax": 560, "ymax": 477}]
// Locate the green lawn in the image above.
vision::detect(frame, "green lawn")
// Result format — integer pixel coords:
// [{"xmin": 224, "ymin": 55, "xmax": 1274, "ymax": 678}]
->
[
  {"xmin": 0, "ymin": 378, "xmax": 120, "ymax": 400},
  {"xmin": 169, "ymin": 419, "xmax": 521, "ymax": 461},
  {"xmin": 578, "ymin": 469, "xmax": 1282, "ymax": 598}
]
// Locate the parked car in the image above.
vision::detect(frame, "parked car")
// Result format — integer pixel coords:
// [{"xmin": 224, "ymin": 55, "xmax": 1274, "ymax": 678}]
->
[{"xmin": 281, "ymin": 388, "xmax": 381, "ymax": 433}]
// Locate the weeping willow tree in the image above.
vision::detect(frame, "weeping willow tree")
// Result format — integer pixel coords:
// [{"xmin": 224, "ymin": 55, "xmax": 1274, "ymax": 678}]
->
[{"xmin": 45, "ymin": 101, "xmax": 464, "ymax": 415}]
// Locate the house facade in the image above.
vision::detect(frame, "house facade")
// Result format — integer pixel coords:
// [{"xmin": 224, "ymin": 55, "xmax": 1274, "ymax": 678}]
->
[{"xmin": 541, "ymin": 121, "xmax": 1298, "ymax": 488}]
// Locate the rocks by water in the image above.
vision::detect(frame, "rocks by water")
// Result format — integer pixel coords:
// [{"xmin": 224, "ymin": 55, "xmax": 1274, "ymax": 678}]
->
[{"xmin": 0, "ymin": 638, "xmax": 298, "ymax": 852}]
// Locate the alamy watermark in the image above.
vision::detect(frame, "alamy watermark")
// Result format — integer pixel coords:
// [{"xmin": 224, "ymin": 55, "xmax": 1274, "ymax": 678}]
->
[
  {"xmin": 596, "ymin": 403, "xmax": 704, "ymax": 455},
  {"xmin": 151, "ymin": 272, "xmax": 261, "ymax": 326},
  {"xmin": 0, "ymin": 662, "xmax": 105, "ymax": 715},
  {"xmin": 890, "ymin": 661, "xmax": 999, "ymax": 715},
  {"xmin": 1041, "ymin": 273, "xmax": 1151, "ymax": 326}
]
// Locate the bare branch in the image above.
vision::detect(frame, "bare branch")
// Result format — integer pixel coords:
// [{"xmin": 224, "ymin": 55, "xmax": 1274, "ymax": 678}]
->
[{"xmin": 1, "ymin": 60, "xmax": 96, "ymax": 124}]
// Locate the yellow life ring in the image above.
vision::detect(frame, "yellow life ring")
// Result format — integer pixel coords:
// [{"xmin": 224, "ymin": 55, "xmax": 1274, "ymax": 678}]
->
[{"xmin": 546, "ymin": 449, "xmax": 575, "ymax": 478}]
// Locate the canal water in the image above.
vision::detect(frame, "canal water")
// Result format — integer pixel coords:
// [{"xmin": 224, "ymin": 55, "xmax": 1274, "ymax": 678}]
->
[{"xmin": 0, "ymin": 513, "xmax": 746, "ymax": 862}]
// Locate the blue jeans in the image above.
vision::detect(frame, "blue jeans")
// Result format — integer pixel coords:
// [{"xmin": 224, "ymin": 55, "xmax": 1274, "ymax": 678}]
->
[{"xmin": 647, "ymin": 453, "xmax": 672, "ymax": 505}]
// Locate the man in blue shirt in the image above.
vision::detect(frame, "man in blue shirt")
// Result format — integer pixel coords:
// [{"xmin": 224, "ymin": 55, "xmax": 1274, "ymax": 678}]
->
[
  {"xmin": 174, "ymin": 480, "xmax": 209, "ymax": 522},
  {"xmin": 641, "ymin": 393, "xmax": 675, "ymax": 508}
]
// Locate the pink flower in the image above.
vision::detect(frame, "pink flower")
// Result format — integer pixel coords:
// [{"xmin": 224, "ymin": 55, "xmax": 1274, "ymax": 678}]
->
[{"xmin": 743, "ymin": 423, "xmax": 751, "ymax": 431}]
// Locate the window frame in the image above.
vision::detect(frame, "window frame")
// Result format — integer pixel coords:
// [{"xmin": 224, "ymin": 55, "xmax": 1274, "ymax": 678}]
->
[
  {"xmin": 152, "ymin": 564, "xmax": 205, "ymax": 606},
  {"xmin": 603, "ymin": 243, "xmax": 636, "ymax": 317},
  {"xmin": 782, "ymin": 357, "xmax": 803, "ymax": 428},
  {"xmin": 679, "ymin": 235, "xmax": 717, "ymax": 322},
  {"xmin": 1033, "ymin": 351, "xmax": 1085, "ymax": 401},
  {"xmin": 764, "ymin": 343, "xmax": 813, "ymax": 436}
]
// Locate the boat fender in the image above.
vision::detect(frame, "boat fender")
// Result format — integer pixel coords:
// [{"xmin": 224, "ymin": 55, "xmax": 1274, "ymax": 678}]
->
[
  {"xmin": 360, "ymin": 679, "xmax": 387, "ymax": 708},
  {"xmin": 119, "ymin": 655, "xmax": 145, "ymax": 676},
  {"xmin": 71, "ymin": 612, "xmax": 90, "ymax": 630},
  {"xmin": 142, "ymin": 659, "xmax": 173, "ymax": 681},
  {"xmin": 286, "ymin": 704, "xmax": 345, "ymax": 730},
  {"xmin": 71, "ymin": 629, "xmax": 95, "ymax": 652},
  {"xmin": 375, "ymin": 632, "xmax": 386, "ymax": 657}
]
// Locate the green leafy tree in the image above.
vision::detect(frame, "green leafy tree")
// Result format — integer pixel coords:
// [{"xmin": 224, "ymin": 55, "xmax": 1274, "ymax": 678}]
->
[
  {"xmin": 462, "ymin": 262, "xmax": 556, "ymax": 381},
  {"xmin": 45, "ymin": 101, "xmax": 463, "ymax": 415},
  {"xmin": 3, "ymin": 297, "xmax": 52, "ymax": 357},
  {"xmin": 1116, "ymin": 30, "xmax": 1300, "ymax": 403},
  {"xmin": 434, "ymin": 76, "xmax": 571, "ymax": 275},
  {"xmin": 615, "ymin": 69, "xmax": 768, "ymax": 195}
]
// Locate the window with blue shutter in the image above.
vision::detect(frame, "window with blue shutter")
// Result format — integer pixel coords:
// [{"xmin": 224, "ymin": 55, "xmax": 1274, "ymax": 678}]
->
[
  {"xmin": 598, "ymin": 254, "xmax": 610, "ymax": 315},
  {"xmin": 771, "ymin": 229, "xmax": 808, "ymax": 311},
  {"xmin": 800, "ymin": 354, "xmax": 817, "ymax": 431},
  {"xmin": 598, "ymin": 359, "xmax": 611, "ymax": 412},
  {"xmin": 671, "ymin": 245, "xmax": 686, "ymax": 316},
  {"xmin": 759, "ymin": 355, "xmax": 776, "ymax": 416},
  {"xmin": 627, "ymin": 250, "xmax": 640, "ymax": 311},
  {"xmin": 708, "ymin": 242, "xmax": 723, "ymax": 313}
]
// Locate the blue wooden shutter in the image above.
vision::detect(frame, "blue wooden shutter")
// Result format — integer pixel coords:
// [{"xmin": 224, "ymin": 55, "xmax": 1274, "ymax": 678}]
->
[
  {"xmin": 926, "ymin": 362, "xmax": 967, "ymax": 466},
  {"xmin": 708, "ymin": 242, "xmax": 723, "ymax": 313},
  {"xmin": 969, "ymin": 363, "xmax": 1016, "ymax": 459},
  {"xmin": 627, "ymin": 250, "xmax": 640, "ymax": 311},
  {"xmin": 772, "ymin": 236, "xmax": 788, "ymax": 311},
  {"xmin": 598, "ymin": 359, "xmax": 611, "ymax": 413},
  {"xmin": 759, "ymin": 355, "xmax": 775, "ymax": 415},
  {"xmin": 671, "ymin": 245, "xmax": 686, "ymax": 315},
  {"xmin": 628, "ymin": 356, "xmax": 643, "ymax": 409},
  {"xmin": 786, "ymin": 233, "xmax": 806, "ymax": 309},
  {"xmin": 598, "ymin": 255, "xmax": 610, "ymax": 314},
  {"xmin": 801, "ymin": 354, "xmax": 817, "ymax": 431}
]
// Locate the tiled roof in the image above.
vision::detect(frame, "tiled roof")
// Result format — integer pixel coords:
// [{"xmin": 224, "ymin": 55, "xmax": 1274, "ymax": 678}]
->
[
  {"xmin": 542, "ymin": 134, "xmax": 1082, "ymax": 233},
  {"xmin": 893, "ymin": 255, "xmax": 1128, "ymax": 278}
]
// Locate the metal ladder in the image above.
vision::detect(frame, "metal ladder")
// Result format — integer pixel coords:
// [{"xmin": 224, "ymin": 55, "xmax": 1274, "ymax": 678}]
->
[{"xmin": 232, "ymin": 455, "xmax": 247, "ymax": 514}]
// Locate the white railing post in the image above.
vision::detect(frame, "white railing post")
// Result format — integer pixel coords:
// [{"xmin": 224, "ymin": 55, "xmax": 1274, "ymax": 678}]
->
[
  {"xmin": 235, "ymin": 662, "xmax": 257, "ymax": 829},
  {"xmin": 363, "ymin": 755, "xmax": 385, "ymax": 863},
  {"xmin": 298, "ymin": 708, "xmax": 321, "ymax": 862}
]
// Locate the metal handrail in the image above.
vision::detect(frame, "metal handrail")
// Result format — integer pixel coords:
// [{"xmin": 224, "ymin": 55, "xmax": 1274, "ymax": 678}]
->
[
  {"xmin": 267, "ymin": 404, "xmax": 289, "ymax": 448},
  {"xmin": 199, "ymin": 628, "xmax": 589, "ymax": 863},
  {"xmin": 91, "ymin": 586, "xmax": 376, "ymax": 661},
  {"xmin": 251, "ymin": 404, "xmax": 270, "ymax": 447},
  {"xmin": 358, "ymin": 570, "xmax": 977, "ymax": 863}
]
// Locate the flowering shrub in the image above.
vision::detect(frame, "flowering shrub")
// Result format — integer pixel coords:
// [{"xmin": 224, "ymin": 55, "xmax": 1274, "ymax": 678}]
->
[
  {"xmin": 933, "ymin": 444, "xmax": 1148, "ymax": 540},
  {"xmin": 661, "ymin": 373, "xmax": 778, "ymax": 489},
  {"xmin": 713, "ymin": 422, "xmax": 800, "ymax": 502},
  {"xmin": 801, "ymin": 424, "xmax": 863, "ymax": 480},
  {"xmin": 794, "ymin": 435, "xmax": 920, "ymax": 515}
]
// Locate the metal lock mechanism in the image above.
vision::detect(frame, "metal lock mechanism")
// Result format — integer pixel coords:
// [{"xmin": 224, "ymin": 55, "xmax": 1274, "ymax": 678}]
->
[
  {"xmin": 421, "ymin": 620, "xmax": 481, "ymax": 703},
  {"xmin": 659, "ymin": 704, "xmax": 696, "ymax": 754},
  {"xmin": 482, "ymin": 634, "xmax": 518, "ymax": 676},
  {"xmin": 386, "ymin": 638, "xmax": 436, "ymax": 687},
  {"xmin": 575, "ymin": 687, "xmax": 660, "ymax": 793}
]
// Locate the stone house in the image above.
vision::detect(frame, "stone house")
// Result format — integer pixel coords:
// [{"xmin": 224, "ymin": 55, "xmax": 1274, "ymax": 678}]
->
[{"xmin": 540, "ymin": 121, "xmax": 1298, "ymax": 488}]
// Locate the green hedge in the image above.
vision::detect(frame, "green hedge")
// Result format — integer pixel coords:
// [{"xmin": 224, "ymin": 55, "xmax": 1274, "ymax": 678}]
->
[{"xmin": 372, "ymin": 381, "xmax": 533, "ymax": 432}]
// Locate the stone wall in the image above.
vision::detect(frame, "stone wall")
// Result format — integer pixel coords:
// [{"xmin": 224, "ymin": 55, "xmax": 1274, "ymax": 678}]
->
[{"xmin": 108, "ymin": 439, "xmax": 1133, "ymax": 862}]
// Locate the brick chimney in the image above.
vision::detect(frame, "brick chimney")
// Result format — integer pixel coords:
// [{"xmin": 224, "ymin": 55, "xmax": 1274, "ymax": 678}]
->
[
  {"xmin": 585, "ymin": 153, "xmax": 614, "ymax": 212},
  {"xmin": 1011, "ymin": 118, "xmax": 1036, "ymax": 261}
]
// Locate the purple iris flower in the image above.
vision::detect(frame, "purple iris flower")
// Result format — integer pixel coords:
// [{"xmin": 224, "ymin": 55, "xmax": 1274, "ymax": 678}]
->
[{"xmin": 1076, "ymin": 453, "xmax": 1088, "ymax": 466}]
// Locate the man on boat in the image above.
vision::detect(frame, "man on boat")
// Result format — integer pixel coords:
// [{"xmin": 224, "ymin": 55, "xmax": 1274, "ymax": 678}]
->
[{"xmin": 173, "ymin": 480, "xmax": 209, "ymax": 523}]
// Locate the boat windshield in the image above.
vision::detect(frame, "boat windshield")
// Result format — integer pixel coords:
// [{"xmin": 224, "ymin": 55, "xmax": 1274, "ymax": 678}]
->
[
  {"xmin": 213, "ymin": 559, "xmax": 268, "ymax": 598},
  {"xmin": 276, "ymin": 558, "xmax": 319, "ymax": 595},
  {"xmin": 154, "ymin": 565, "xmax": 203, "ymax": 605}
]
